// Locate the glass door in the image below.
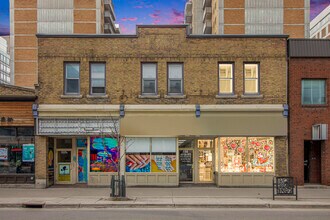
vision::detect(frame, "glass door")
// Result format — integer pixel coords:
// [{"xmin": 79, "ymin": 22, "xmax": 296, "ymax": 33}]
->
[
  {"xmin": 56, "ymin": 150, "xmax": 72, "ymax": 183},
  {"xmin": 197, "ymin": 140, "xmax": 214, "ymax": 182},
  {"xmin": 77, "ymin": 149, "xmax": 87, "ymax": 183},
  {"xmin": 179, "ymin": 149, "xmax": 193, "ymax": 182}
]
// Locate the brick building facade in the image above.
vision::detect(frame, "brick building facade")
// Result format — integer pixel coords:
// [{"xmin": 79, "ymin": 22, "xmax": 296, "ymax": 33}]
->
[
  {"xmin": 35, "ymin": 26, "xmax": 288, "ymax": 188},
  {"xmin": 288, "ymin": 39, "xmax": 330, "ymax": 186}
]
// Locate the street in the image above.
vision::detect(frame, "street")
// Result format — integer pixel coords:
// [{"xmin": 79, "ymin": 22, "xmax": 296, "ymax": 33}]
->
[{"xmin": 0, "ymin": 208, "xmax": 330, "ymax": 220}]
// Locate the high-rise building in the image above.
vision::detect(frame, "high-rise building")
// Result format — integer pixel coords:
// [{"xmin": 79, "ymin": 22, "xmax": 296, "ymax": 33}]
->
[
  {"xmin": 10, "ymin": 0, "xmax": 120, "ymax": 88},
  {"xmin": 0, "ymin": 37, "xmax": 11, "ymax": 84},
  {"xmin": 310, "ymin": 4, "xmax": 330, "ymax": 39},
  {"xmin": 185, "ymin": 0, "xmax": 310, "ymax": 38}
]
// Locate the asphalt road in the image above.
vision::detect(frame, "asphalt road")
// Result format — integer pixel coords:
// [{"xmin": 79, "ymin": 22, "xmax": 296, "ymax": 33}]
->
[{"xmin": 0, "ymin": 208, "xmax": 330, "ymax": 220}]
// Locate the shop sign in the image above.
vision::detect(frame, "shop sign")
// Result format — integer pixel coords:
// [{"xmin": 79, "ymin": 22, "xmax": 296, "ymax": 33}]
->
[
  {"xmin": 0, "ymin": 148, "xmax": 8, "ymax": 160},
  {"xmin": 22, "ymin": 144, "xmax": 35, "ymax": 162}
]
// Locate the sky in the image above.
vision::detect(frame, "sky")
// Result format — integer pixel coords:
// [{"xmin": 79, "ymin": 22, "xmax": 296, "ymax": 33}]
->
[{"xmin": 0, "ymin": 0, "xmax": 329, "ymax": 35}]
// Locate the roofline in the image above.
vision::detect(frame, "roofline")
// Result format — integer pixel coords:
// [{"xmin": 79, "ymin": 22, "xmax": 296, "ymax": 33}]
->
[
  {"xmin": 0, "ymin": 83, "xmax": 35, "ymax": 93},
  {"xmin": 36, "ymin": 24, "xmax": 289, "ymax": 39},
  {"xmin": 289, "ymin": 38, "xmax": 330, "ymax": 41},
  {"xmin": 0, "ymin": 96, "xmax": 36, "ymax": 101}
]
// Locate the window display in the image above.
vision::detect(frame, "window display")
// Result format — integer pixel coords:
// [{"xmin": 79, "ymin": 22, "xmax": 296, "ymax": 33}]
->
[
  {"xmin": 125, "ymin": 137, "xmax": 177, "ymax": 173},
  {"xmin": 220, "ymin": 137, "xmax": 274, "ymax": 173},
  {"xmin": 90, "ymin": 137, "xmax": 118, "ymax": 172}
]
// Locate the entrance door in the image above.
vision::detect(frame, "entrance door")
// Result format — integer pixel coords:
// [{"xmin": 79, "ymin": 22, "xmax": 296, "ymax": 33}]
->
[
  {"xmin": 304, "ymin": 141, "xmax": 321, "ymax": 184},
  {"xmin": 77, "ymin": 149, "xmax": 87, "ymax": 183},
  {"xmin": 179, "ymin": 149, "xmax": 193, "ymax": 182},
  {"xmin": 197, "ymin": 140, "xmax": 213, "ymax": 182},
  {"xmin": 56, "ymin": 149, "xmax": 73, "ymax": 184}
]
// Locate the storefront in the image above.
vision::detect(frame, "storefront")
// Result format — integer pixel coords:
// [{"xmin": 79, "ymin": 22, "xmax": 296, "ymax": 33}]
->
[
  {"xmin": 36, "ymin": 104, "xmax": 288, "ymax": 187},
  {"xmin": 0, "ymin": 84, "xmax": 36, "ymax": 185}
]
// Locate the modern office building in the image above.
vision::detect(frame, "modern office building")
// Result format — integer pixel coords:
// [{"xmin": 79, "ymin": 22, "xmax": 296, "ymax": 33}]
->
[
  {"xmin": 310, "ymin": 4, "xmax": 330, "ymax": 39},
  {"xmin": 185, "ymin": 0, "xmax": 310, "ymax": 38},
  {"xmin": 0, "ymin": 37, "xmax": 11, "ymax": 84},
  {"xmin": 288, "ymin": 39, "xmax": 330, "ymax": 186},
  {"xmin": 34, "ymin": 26, "xmax": 288, "ymax": 188},
  {"xmin": 9, "ymin": 0, "xmax": 120, "ymax": 88}
]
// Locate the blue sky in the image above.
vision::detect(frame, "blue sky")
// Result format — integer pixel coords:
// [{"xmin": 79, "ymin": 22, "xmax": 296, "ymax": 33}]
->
[{"xmin": 0, "ymin": 0, "xmax": 329, "ymax": 35}]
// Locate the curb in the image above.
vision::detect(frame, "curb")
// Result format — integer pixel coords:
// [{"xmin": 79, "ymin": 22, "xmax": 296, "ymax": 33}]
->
[{"xmin": 1, "ymin": 203, "xmax": 330, "ymax": 209}]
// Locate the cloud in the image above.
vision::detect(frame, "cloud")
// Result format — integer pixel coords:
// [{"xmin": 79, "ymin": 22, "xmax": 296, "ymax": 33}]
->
[
  {"xmin": 133, "ymin": 6, "xmax": 143, "ymax": 9},
  {"xmin": 149, "ymin": 10, "xmax": 161, "ymax": 19},
  {"xmin": 121, "ymin": 17, "xmax": 138, "ymax": 22},
  {"xmin": 169, "ymin": 8, "xmax": 184, "ymax": 24}
]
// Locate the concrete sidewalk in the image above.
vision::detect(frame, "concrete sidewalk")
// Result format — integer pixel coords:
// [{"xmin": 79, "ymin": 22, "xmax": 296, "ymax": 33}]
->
[{"xmin": 0, "ymin": 187, "xmax": 330, "ymax": 209}]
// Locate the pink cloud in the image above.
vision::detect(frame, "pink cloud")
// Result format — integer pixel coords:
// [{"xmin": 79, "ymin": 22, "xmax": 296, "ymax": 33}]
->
[
  {"xmin": 169, "ymin": 8, "xmax": 184, "ymax": 24},
  {"xmin": 121, "ymin": 17, "xmax": 138, "ymax": 22}
]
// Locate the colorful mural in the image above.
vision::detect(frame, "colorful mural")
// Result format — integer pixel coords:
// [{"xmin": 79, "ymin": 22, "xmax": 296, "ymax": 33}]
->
[
  {"xmin": 90, "ymin": 137, "xmax": 118, "ymax": 172},
  {"xmin": 151, "ymin": 155, "xmax": 176, "ymax": 173},
  {"xmin": 126, "ymin": 154, "xmax": 150, "ymax": 172},
  {"xmin": 78, "ymin": 149, "xmax": 87, "ymax": 182}
]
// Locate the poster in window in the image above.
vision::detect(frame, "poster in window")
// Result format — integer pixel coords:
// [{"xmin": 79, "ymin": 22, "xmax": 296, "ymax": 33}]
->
[
  {"xmin": 22, "ymin": 144, "xmax": 35, "ymax": 162},
  {"xmin": 90, "ymin": 137, "xmax": 118, "ymax": 172},
  {"xmin": 151, "ymin": 155, "xmax": 176, "ymax": 172},
  {"xmin": 126, "ymin": 154, "xmax": 150, "ymax": 172},
  {"xmin": 58, "ymin": 164, "xmax": 71, "ymax": 182},
  {"xmin": 0, "ymin": 148, "xmax": 8, "ymax": 160}
]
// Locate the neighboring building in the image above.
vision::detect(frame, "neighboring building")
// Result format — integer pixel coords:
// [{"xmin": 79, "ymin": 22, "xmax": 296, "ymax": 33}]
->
[
  {"xmin": 288, "ymin": 39, "xmax": 330, "ymax": 186},
  {"xmin": 310, "ymin": 4, "xmax": 330, "ymax": 39},
  {"xmin": 0, "ymin": 37, "xmax": 11, "ymax": 84},
  {"xmin": 185, "ymin": 0, "xmax": 310, "ymax": 38},
  {"xmin": 9, "ymin": 0, "xmax": 120, "ymax": 88},
  {"xmin": 34, "ymin": 26, "xmax": 288, "ymax": 188},
  {"xmin": 0, "ymin": 84, "xmax": 36, "ymax": 185}
]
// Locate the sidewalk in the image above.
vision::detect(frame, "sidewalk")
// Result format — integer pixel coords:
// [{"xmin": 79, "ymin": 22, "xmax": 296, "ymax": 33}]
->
[{"xmin": 0, "ymin": 187, "xmax": 330, "ymax": 209}]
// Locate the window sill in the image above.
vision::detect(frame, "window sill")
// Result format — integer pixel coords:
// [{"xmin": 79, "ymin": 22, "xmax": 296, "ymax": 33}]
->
[
  {"xmin": 86, "ymin": 95, "xmax": 109, "ymax": 99},
  {"xmin": 241, "ymin": 94, "xmax": 264, "ymax": 99},
  {"xmin": 301, "ymin": 104, "xmax": 328, "ymax": 108},
  {"xmin": 60, "ymin": 95, "xmax": 83, "ymax": 99},
  {"xmin": 215, "ymin": 94, "xmax": 238, "ymax": 99},
  {"xmin": 138, "ymin": 95, "xmax": 160, "ymax": 99},
  {"xmin": 164, "ymin": 95, "xmax": 186, "ymax": 99}
]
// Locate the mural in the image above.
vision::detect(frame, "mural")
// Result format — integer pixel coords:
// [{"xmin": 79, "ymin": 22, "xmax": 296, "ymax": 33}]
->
[
  {"xmin": 151, "ymin": 155, "xmax": 176, "ymax": 173},
  {"xmin": 90, "ymin": 137, "xmax": 118, "ymax": 172},
  {"xmin": 126, "ymin": 154, "xmax": 150, "ymax": 172},
  {"xmin": 78, "ymin": 149, "xmax": 87, "ymax": 182}
]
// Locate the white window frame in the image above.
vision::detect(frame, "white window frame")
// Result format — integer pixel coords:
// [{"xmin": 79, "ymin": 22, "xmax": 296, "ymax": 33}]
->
[
  {"xmin": 64, "ymin": 63, "xmax": 80, "ymax": 95},
  {"xmin": 90, "ymin": 63, "xmax": 106, "ymax": 95},
  {"xmin": 244, "ymin": 63, "xmax": 260, "ymax": 95},
  {"xmin": 219, "ymin": 63, "xmax": 234, "ymax": 94},
  {"xmin": 141, "ymin": 63, "xmax": 157, "ymax": 96},
  {"xmin": 168, "ymin": 63, "xmax": 183, "ymax": 95}
]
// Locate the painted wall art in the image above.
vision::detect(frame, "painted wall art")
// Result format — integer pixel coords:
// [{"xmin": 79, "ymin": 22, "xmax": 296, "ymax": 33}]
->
[
  {"xmin": 90, "ymin": 137, "xmax": 118, "ymax": 172},
  {"xmin": 126, "ymin": 154, "xmax": 150, "ymax": 172},
  {"xmin": 151, "ymin": 155, "xmax": 176, "ymax": 172}
]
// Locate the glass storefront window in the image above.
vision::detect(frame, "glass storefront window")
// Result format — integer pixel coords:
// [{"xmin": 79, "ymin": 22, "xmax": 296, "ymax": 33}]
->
[
  {"xmin": 0, "ymin": 144, "xmax": 35, "ymax": 174},
  {"xmin": 125, "ymin": 137, "xmax": 177, "ymax": 173},
  {"xmin": 247, "ymin": 137, "xmax": 274, "ymax": 173},
  {"xmin": 220, "ymin": 137, "xmax": 274, "ymax": 173},
  {"xmin": 90, "ymin": 137, "xmax": 118, "ymax": 172},
  {"xmin": 56, "ymin": 139, "xmax": 72, "ymax": 149}
]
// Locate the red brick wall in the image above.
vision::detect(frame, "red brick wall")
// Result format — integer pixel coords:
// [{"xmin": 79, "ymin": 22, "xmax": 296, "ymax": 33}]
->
[{"xmin": 289, "ymin": 58, "xmax": 330, "ymax": 185}]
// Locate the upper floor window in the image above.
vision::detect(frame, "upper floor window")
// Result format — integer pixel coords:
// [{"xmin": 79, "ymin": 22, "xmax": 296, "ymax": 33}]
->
[
  {"xmin": 90, "ymin": 63, "xmax": 106, "ymax": 95},
  {"xmin": 65, "ymin": 63, "xmax": 80, "ymax": 94},
  {"xmin": 244, "ymin": 63, "xmax": 259, "ymax": 94},
  {"xmin": 142, "ymin": 63, "xmax": 157, "ymax": 95},
  {"xmin": 302, "ymin": 79, "xmax": 326, "ymax": 105},
  {"xmin": 168, "ymin": 63, "xmax": 183, "ymax": 95},
  {"xmin": 219, "ymin": 63, "xmax": 234, "ymax": 94}
]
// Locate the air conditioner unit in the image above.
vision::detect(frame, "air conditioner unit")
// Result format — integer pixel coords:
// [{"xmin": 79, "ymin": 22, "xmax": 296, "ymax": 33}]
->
[{"xmin": 312, "ymin": 124, "xmax": 328, "ymax": 140}]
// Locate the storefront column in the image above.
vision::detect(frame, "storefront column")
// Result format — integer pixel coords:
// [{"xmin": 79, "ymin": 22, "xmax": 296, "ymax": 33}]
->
[
  {"xmin": 35, "ymin": 136, "xmax": 47, "ymax": 188},
  {"xmin": 275, "ymin": 136, "xmax": 289, "ymax": 176}
]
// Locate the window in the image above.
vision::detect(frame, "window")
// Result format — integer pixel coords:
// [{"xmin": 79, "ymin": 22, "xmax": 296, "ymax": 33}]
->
[
  {"xmin": 302, "ymin": 79, "xmax": 326, "ymax": 105},
  {"xmin": 142, "ymin": 63, "xmax": 157, "ymax": 95},
  {"xmin": 90, "ymin": 63, "xmax": 106, "ymax": 95},
  {"xmin": 125, "ymin": 137, "xmax": 177, "ymax": 173},
  {"xmin": 219, "ymin": 63, "xmax": 234, "ymax": 94},
  {"xmin": 168, "ymin": 63, "xmax": 183, "ymax": 95},
  {"xmin": 244, "ymin": 63, "xmax": 259, "ymax": 94},
  {"xmin": 64, "ymin": 63, "xmax": 80, "ymax": 94},
  {"xmin": 90, "ymin": 137, "xmax": 118, "ymax": 172},
  {"xmin": 220, "ymin": 137, "xmax": 274, "ymax": 173}
]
